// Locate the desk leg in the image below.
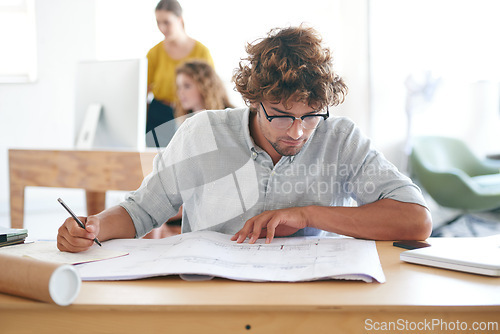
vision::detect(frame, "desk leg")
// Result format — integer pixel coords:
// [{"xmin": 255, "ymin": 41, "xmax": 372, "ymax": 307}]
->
[
  {"xmin": 9, "ymin": 184, "xmax": 25, "ymax": 229},
  {"xmin": 86, "ymin": 191, "xmax": 106, "ymax": 216}
]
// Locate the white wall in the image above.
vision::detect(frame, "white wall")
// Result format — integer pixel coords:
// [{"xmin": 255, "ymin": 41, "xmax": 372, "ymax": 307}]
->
[
  {"xmin": 0, "ymin": 0, "xmax": 96, "ymax": 219},
  {"xmin": 0, "ymin": 0, "xmax": 371, "ymax": 224},
  {"xmin": 91, "ymin": 0, "xmax": 370, "ymax": 129}
]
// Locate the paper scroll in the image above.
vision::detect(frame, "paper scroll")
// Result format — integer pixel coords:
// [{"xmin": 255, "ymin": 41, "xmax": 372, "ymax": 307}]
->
[{"xmin": 0, "ymin": 253, "xmax": 81, "ymax": 306}]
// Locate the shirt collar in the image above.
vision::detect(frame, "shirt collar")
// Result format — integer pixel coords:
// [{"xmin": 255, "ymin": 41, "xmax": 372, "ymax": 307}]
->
[
  {"xmin": 242, "ymin": 108, "xmax": 264, "ymax": 160},
  {"xmin": 241, "ymin": 108, "xmax": 253, "ymax": 148}
]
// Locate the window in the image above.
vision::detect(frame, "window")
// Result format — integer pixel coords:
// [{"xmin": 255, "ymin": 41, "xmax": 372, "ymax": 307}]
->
[
  {"xmin": 369, "ymin": 0, "xmax": 500, "ymax": 164},
  {"xmin": 0, "ymin": 0, "xmax": 37, "ymax": 83}
]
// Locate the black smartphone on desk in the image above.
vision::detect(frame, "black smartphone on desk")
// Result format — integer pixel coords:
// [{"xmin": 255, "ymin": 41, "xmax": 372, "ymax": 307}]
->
[{"xmin": 393, "ymin": 240, "xmax": 431, "ymax": 250}]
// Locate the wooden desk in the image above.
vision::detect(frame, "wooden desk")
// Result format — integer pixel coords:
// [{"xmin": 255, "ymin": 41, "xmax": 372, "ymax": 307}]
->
[
  {"xmin": 8, "ymin": 149, "xmax": 157, "ymax": 229},
  {"xmin": 0, "ymin": 241, "xmax": 498, "ymax": 334}
]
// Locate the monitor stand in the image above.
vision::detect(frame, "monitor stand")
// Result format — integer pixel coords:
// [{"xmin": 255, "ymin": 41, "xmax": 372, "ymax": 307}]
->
[{"xmin": 76, "ymin": 103, "xmax": 102, "ymax": 149}]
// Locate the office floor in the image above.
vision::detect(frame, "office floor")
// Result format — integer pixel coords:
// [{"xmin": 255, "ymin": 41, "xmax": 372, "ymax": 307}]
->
[
  {"xmin": 1, "ymin": 188, "xmax": 499, "ymax": 240},
  {"xmin": 422, "ymin": 192, "xmax": 500, "ymax": 237}
]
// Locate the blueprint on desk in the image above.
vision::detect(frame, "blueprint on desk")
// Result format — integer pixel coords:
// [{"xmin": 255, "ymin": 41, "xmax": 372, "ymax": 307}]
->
[{"xmin": 76, "ymin": 230, "xmax": 386, "ymax": 283}]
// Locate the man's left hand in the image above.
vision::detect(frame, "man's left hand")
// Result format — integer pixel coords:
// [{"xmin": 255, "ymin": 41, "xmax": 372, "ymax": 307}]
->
[{"xmin": 231, "ymin": 207, "xmax": 310, "ymax": 244}]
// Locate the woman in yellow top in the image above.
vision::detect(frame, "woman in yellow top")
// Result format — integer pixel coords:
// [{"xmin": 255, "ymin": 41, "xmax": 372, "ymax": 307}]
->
[{"xmin": 146, "ymin": 0, "xmax": 214, "ymax": 140}]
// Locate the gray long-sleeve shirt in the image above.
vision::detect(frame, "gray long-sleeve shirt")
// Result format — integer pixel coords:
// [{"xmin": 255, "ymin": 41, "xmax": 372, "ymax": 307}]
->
[{"xmin": 121, "ymin": 107, "xmax": 427, "ymax": 238}]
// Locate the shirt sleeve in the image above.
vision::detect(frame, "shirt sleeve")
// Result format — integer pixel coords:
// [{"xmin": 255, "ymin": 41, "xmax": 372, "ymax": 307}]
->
[
  {"xmin": 119, "ymin": 116, "xmax": 194, "ymax": 237},
  {"xmin": 335, "ymin": 120, "xmax": 428, "ymax": 208},
  {"xmin": 119, "ymin": 150, "xmax": 182, "ymax": 238},
  {"xmin": 118, "ymin": 112, "xmax": 215, "ymax": 238}
]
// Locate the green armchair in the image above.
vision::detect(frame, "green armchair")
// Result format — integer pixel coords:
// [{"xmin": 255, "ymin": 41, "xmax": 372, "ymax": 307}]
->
[{"xmin": 410, "ymin": 136, "xmax": 500, "ymax": 229}]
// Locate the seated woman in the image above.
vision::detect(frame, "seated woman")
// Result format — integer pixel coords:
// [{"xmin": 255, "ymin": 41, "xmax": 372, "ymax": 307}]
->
[
  {"xmin": 175, "ymin": 60, "xmax": 233, "ymax": 122},
  {"xmin": 143, "ymin": 60, "xmax": 234, "ymax": 239}
]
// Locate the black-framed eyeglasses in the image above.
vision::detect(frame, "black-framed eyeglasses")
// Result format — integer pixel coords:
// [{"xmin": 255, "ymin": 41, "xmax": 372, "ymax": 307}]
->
[{"xmin": 260, "ymin": 102, "xmax": 329, "ymax": 130}]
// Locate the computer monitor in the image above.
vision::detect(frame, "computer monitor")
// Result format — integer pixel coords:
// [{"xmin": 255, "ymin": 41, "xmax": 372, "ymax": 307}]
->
[{"xmin": 74, "ymin": 59, "xmax": 148, "ymax": 150}]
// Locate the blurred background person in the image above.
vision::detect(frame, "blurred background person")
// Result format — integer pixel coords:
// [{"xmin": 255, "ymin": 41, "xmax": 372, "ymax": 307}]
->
[
  {"xmin": 143, "ymin": 60, "xmax": 235, "ymax": 239},
  {"xmin": 146, "ymin": 0, "xmax": 214, "ymax": 143},
  {"xmin": 175, "ymin": 60, "xmax": 233, "ymax": 121}
]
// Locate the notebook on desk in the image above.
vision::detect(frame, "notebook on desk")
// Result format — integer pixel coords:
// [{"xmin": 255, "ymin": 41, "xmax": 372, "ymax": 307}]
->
[
  {"xmin": 400, "ymin": 235, "xmax": 500, "ymax": 277},
  {"xmin": 0, "ymin": 226, "xmax": 28, "ymax": 247}
]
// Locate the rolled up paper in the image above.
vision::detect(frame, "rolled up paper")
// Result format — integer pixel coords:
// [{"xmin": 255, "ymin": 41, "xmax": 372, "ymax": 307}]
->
[{"xmin": 0, "ymin": 253, "xmax": 81, "ymax": 306}]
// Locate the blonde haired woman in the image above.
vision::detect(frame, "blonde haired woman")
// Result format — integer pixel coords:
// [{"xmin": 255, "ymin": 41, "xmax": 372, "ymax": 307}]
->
[
  {"xmin": 175, "ymin": 60, "xmax": 233, "ymax": 119},
  {"xmin": 144, "ymin": 60, "xmax": 233, "ymax": 239}
]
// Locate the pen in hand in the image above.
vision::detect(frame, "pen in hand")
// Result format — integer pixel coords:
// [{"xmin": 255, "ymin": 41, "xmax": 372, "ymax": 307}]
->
[{"xmin": 57, "ymin": 197, "xmax": 102, "ymax": 247}]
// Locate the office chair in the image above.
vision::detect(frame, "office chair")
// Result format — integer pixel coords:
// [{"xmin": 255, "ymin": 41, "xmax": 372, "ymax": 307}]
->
[{"xmin": 410, "ymin": 136, "xmax": 500, "ymax": 234}]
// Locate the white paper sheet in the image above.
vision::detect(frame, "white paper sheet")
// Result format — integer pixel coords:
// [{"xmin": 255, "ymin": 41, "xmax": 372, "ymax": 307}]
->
[
  {"xmin": 0, "ymin": 241, "xmax": 128, "ymax": 265},
  {"xmin": 76, "ymin": 231, "xmax": 386, "ymax": 283}
]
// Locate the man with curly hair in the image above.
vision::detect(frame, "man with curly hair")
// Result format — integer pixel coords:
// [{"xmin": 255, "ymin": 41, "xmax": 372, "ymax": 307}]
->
[{"xmin": 58, "ymin": 26, "xmax": 431, "ymax": 253}]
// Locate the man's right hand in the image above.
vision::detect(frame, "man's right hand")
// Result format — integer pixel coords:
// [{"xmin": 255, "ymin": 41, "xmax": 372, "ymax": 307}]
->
[{"xmin": 57, "ymin": 215, "xmax": 101, "ymax": 253}]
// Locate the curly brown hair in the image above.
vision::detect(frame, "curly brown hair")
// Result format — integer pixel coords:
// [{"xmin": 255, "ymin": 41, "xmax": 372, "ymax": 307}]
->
[
  {"xmin": 175, "ymin": 60, "xmax": 233, "ymax": 117},
  {"xmin": 233, "ymin": 26, "xmax": 347, "ymax": 111}
]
